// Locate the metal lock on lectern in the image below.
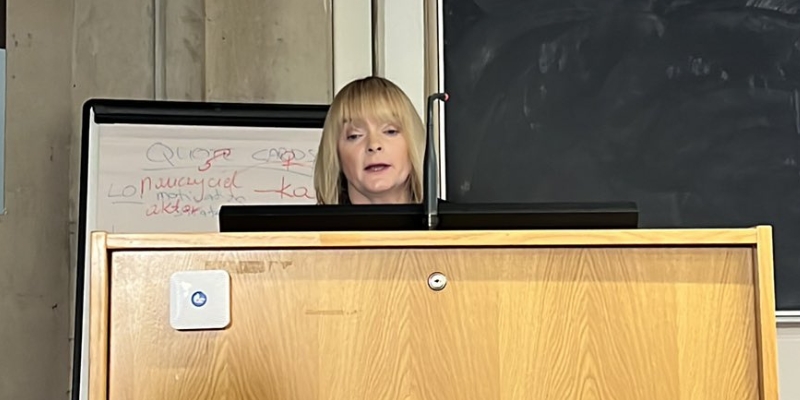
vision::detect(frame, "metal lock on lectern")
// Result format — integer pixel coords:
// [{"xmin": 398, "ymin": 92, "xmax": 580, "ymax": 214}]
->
[{"xmin": 427, "ymin": 272, "xmax": 447, "ymax": 291}]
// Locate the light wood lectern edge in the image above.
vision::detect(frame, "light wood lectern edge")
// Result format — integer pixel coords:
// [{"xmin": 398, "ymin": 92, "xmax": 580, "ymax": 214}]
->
[{"xmin": 87, "ymin": 226, "xmax": 779, "ymax": 400}]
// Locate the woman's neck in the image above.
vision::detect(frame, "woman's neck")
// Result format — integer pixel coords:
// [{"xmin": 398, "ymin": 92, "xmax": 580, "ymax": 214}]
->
[{"xmin": 347, "ymin": 189, "xmax": 411, "ymax": 204}]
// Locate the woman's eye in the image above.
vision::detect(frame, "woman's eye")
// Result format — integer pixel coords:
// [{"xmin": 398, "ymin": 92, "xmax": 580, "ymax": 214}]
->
[
  {"xmin": 385, "ymin": 129, "xmax": 399, "ymax": 135},
  {"xmin": 346, "ymin": 133, "xmax": 359, "ymax": 140}
]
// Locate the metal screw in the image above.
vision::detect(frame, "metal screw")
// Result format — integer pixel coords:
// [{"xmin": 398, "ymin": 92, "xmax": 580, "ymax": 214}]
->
[{"xmin": 428, "ymin": 272, "xmax": 447, "ymax": 291}]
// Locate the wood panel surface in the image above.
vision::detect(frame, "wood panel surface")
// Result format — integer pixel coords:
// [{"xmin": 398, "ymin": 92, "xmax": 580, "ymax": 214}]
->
[
  {"xmin": 103, "ymin": 246, "xmax": 760, "ymax": 399},
  {"xmin": 102, "ymin": 227, "xmax": 762, "ymax": 250},
  {"xmin": 755, "ymin": 226, "xmax": 779, "ymax": 399}
]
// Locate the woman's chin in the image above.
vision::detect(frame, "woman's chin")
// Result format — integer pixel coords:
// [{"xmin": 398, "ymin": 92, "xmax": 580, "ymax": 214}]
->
[
  {"xmin": 361, "ymin": 180, "xmax": 399, "ymax": 194},
  {"xmin": 367, "ymin": 188, "xmax": 407, "ymax": 202}
]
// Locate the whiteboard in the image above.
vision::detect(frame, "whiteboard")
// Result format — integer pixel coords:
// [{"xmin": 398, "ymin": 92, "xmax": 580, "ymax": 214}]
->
[
  {"xmin": 73, "ymin": 99, "xmax": 328, "ymax": 400},
  {"xmin": 95, "ymin": 123, "xmax": 319, "ymax": 232}
]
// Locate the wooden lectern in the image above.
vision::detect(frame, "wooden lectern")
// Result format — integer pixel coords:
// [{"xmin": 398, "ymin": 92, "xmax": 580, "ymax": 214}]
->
[{"xmin": 88, "ymin": 227, "xmax": 779, "ymax": 399}]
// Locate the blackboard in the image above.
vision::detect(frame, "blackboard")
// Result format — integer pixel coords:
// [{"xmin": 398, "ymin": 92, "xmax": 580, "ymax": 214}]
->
[{"xmin": 441, "ymin": 0, "xmax": 800, "ymax": 311}]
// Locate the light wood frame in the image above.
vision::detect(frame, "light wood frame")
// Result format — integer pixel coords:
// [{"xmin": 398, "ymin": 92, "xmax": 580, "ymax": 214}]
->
[{"xmin": 89, "ymin": 226, "xmax": 779, "ymax": 399}]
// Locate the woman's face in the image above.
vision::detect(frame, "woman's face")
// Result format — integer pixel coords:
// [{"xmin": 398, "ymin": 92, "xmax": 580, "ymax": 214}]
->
[{"xmin": 337, "ymin": 117, "xmax": 412, "ymax": 204}]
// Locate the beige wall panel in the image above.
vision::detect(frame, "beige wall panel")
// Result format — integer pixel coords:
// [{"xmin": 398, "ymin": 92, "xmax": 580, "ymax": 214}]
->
[
  {"xmin": 165, "ymin": 0, "xmax": 206, "ymax": 100},
  {"xmin": 71, "ymin": 0, "xmax": 154, "ymax": 102},
  {"xmin": 778, "ymin": 323, "xmax": 800, "ymax": 398},
  {"xmin": 204, "ymin": 0, "xmax": 333, "ymax": 103},
  {"xmin": 69, "ymin": 0, "xmax": 155, "ymax": 227},
  {"xmin": 0, "ymin": 0, "xmax": 74, "ymax": 398},
  {"xmin": 68, "ymin": 0, "xmax": 154, "ymax": 397}
]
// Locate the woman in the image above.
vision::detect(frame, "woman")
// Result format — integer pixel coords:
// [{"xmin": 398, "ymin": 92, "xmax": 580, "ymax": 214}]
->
[{"xmin": 314, "ymin": 76, "xmax": 425, "ymax": 205}]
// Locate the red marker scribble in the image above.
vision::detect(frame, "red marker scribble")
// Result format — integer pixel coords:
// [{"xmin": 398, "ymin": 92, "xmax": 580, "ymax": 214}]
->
[
  {"xmin": 281, "ymin": 151, "xmax": 300, "ymax": 170},
  {"xmin": 254, "ymin": 176, "xmax": 314, "ymax": 199},
  {"xmin": 278, "ymin": 150, "xmax": 310, "ymax": 170},
  {"xmin": 140, "ymin": 170, "xmax": 242, "ymax": 202},
  {"xmin": 145, "ymin": 198, "xmax": 202, "ymax": 217},
  {"xmin": 198, "ymin": 148, "xmax": 232, "ymax": 172}
]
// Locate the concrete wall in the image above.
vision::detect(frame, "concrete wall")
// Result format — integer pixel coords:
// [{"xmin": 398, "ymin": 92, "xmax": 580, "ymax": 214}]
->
[
  {"xmin": 0, "ymin": 0, "xmax": 334, "ymax": 398},
  {"xmin": 0, "ymin": 0, "xmax": 74, "ymax": 398}
]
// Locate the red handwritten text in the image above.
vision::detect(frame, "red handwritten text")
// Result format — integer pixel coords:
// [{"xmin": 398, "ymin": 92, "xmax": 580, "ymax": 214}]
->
[
  {"xmin": 145, "ymin": 198, "xmax": 201, "ymax": 217},
  {"xmin": 254, "ymin": 176, "xmax": 314, "ymax": 199},
  {"xmin": 281, "ymin": 151, "xmax": 298, "ymax": 169},
  {"xmin": 140, "ymin": 170, "xmax": 242, "ymax": 203},
  {"xmin": 198, "ymin": 148, "xmax": 232, "ymax": 172}
]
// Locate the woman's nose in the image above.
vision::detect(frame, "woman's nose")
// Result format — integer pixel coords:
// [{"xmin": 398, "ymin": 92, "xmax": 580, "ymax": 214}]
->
[{"xmin": 367, "ymin": 134, "xmax": 383, "ymax": 152}]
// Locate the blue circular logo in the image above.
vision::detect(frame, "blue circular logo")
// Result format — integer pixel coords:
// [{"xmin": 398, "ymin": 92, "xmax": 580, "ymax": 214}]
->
[{"xmin": 191, "ymin": 291, "xmax": 207, "ymax": 307}]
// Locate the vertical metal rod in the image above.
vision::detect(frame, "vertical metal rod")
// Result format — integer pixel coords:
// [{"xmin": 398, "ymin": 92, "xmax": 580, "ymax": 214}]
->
[
  {"xmin": 436, "ymin": 0, "xmax": 447, "ymax": 199},
  {"xmin": 371, "ymin": 0, "xmax": 383, "ymax": 77}
]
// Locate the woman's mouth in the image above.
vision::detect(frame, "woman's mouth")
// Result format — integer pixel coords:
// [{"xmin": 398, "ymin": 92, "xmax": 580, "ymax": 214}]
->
[{"xmin": 365, "ymin": 163, "xmax": 390, "ymax": 172}]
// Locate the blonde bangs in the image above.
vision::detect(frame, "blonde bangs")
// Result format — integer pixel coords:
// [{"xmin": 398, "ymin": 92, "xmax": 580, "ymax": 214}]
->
[{"xmin": 336, "ymin": 81, "xmax": 409, "ymax": 131}]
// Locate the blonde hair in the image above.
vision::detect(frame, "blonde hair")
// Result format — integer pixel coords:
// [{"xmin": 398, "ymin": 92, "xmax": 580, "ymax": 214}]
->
[{"xmin": 314, "ymin": 76, "xmax": 425, "ymax": 204}]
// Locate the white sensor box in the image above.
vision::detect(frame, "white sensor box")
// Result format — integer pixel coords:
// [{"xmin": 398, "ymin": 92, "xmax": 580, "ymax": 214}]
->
[{"xmin": 169, "ymin": 269, "xmax": 231, "ymax": 331}]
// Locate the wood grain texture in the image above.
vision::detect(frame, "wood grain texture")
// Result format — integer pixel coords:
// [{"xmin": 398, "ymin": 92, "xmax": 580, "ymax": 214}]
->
[
  {"xmin": 101, "ymin": 246, "xmax": 762, "ymax": 399},
  {"xmin": 88, "ymin": 232, "xmax": 109, "ymax": 400},
  {"xmin": 101, "ymin": 227, "xmax": 762, "ymax": 250},
  {"xmin": 755, "ymin": 226, "xmax": 779, "ymax": 400}
]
